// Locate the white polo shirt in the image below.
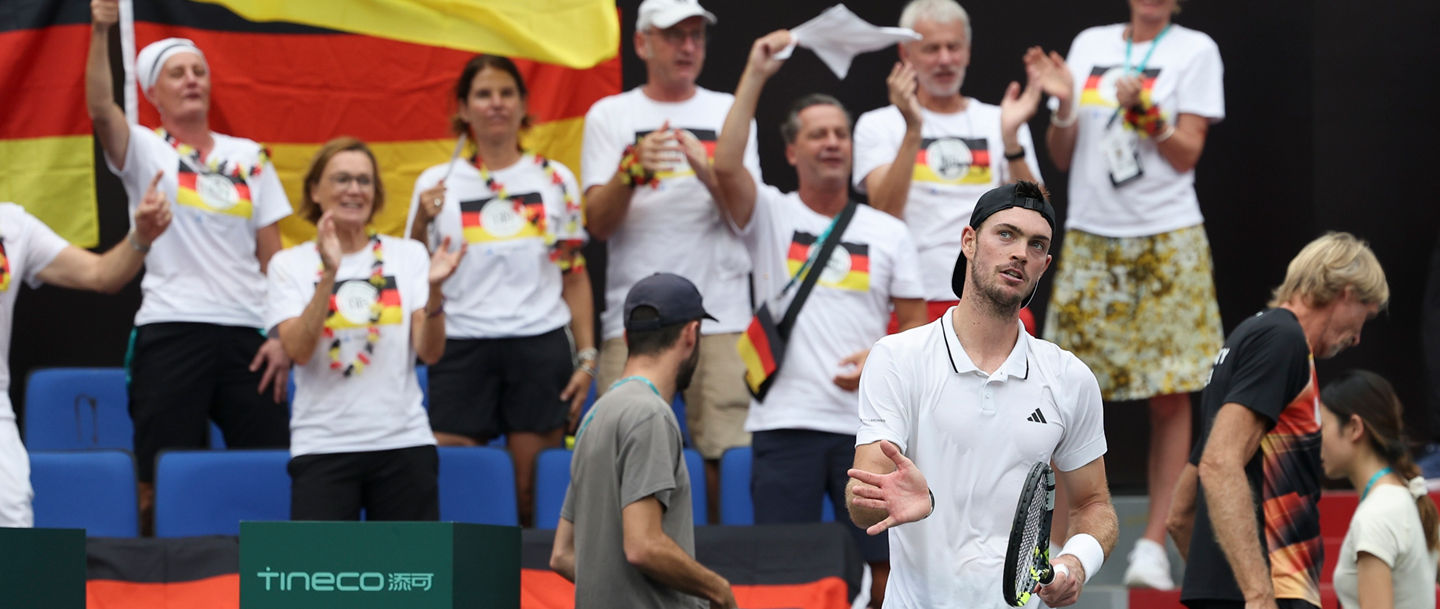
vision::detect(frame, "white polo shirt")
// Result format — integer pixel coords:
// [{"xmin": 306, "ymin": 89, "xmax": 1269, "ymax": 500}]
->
[{"xmin": 856, "ymin": 308, "xmax": 1106, "ymax": 608}]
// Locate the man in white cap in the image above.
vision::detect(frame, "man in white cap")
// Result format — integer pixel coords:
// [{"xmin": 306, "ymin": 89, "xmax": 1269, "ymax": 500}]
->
[
  {"xmin": 0, "ymin": 182, "xmax": 172, "ymax": 528},
  {"xmin": 86, "ymin": 0, "xmax": 291, "ymax": 529},
  {"xmin": 581, "ymin": 0, "xmax": 762, "ymax": 520},
  {"xmin": 853, "ymin": 0, "xmax": 1045, "ymax": 332}
]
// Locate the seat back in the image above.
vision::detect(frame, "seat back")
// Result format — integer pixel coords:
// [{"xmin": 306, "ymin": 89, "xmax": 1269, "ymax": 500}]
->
[
  {"xmin": 154, "ymin": 449, "xmax": 291, "ymax": 537},
  {"xmin": 24, "ymin": 368, "xmax": 130, "ymax": 451},
  {"xmin": 437, "ymin": 446, "xmax": 518, "ymax": 526},
  {"xmin": 29, "ymin": 450, "xmax": 139, "ymax": 537},
  {"xmin": 719, "ymin": 446, "xmax": 753, "ymax": 525}
]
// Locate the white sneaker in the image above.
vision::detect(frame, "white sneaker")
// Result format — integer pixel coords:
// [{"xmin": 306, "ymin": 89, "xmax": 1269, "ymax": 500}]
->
[{"xmin": 1122, "ymin": 538, "xmax": 1175, "ymax": 590}]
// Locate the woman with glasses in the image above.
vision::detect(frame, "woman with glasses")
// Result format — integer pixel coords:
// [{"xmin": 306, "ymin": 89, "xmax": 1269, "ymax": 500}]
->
[
  {"xmin": 406, "ymin": 55, "xmax": 590, "ymax": 526},
  {"xmin": 268, "ymin": 137, "xmax": 462, "ymax": 520}
]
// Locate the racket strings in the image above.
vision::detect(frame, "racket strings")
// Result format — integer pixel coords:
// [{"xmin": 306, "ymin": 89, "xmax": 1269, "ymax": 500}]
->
[{"xmin": 1015, "ymin": 481, "xmax": 1047, "ymax": 592}]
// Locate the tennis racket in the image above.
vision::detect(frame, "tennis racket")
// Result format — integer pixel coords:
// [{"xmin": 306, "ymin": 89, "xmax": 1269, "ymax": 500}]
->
[{"xmin": 1002, "ymin": 461, "xmax": 1057, "ymax": 607}]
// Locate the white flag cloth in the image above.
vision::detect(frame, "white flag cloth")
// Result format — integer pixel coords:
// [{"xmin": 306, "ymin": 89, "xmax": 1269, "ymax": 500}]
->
[{"xmin": 776, "ymin": 4, "xmax": 922, "ymax": 79}]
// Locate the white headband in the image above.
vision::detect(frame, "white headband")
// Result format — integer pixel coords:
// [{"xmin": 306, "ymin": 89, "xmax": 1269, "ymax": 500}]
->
[{"xmin": 136, "ymin": 38, "xmax": 206, "ymax": 99}]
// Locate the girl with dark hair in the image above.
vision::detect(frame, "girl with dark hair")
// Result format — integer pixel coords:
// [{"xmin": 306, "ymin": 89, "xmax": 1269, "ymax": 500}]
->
[
  {"xmin": 1320, "ymin": 369, "xmax": 1439, "ymax": 608},
  {"xmin": 405, "ymin": 55, "xmax": 593, "ymax": 526}
]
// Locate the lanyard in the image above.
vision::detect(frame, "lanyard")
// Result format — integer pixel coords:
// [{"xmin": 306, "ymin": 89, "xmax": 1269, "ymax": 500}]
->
[
  {"xmin": 1124, "ymin": 23, "xmax": 1172, "ymax": 75},
  {"xmin": 573, "ymin": 376, "xmax": 662, "ymax": 443},
  {"xmin": 1361, "ymin": 466, "xmax": 1392, "ymax": 501}
]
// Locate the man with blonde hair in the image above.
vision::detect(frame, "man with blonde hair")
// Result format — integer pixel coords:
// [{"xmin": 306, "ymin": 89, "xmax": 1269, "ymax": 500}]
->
[
  {"xmin": 1169, "ymin": 232, "xmax": 1388, "ymax": 609},
  {"xmin": 853, "ymin": 0, "xmax": 1044, "ymax": 330}
]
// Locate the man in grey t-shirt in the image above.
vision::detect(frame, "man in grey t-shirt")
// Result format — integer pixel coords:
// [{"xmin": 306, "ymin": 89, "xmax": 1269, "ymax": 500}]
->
[{"xmin": 551, "ymin": 273, "xmax": 736, "ymax": 609}]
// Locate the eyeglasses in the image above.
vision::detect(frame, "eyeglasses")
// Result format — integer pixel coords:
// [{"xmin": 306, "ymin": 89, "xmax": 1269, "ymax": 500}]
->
[
  {"xmin": 327, "ymin": 173, "xmax": 373, "ymax": 188},
  {"xmin": 649, "ymin": 27, "xmax": 706, "ymax": 45}
]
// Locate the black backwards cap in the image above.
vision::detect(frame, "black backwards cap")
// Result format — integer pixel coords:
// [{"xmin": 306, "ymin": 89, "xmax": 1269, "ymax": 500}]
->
[{"xmin": 951, "ymin": 182, "xmax": 1057, "ymax": 297}]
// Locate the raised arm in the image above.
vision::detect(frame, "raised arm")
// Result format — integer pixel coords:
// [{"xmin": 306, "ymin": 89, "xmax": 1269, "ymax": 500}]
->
[
  {"xmin": 1040, "ymin": 457, "xmax": 1119, "ymax": 607},
  {"xmin": 37, "ymin": 171, "xmax": 170, "ymax": 293},
  {"xmin": 1198, "ymin": 403, "xmax": 1277, "ymax": 609},
  {"xmin": 87, "ymin": 0, "xmax": 131, "ymax": 168},
  {"xmin": 276, "ymin": 213, "xmax": 339, "ymax": 364},
  {"xmin": 863, "ymin": 62, "xmax": 923, "ymax": 218},
  {"xmin": 713, "ymin": 30, "xmax": 791, "ymax": 229},
  {"xmin": 584, "ymin": 122, "xmax": 685, "ymax": 240},
  {"xmin": 411, "ymin": 237, "xmax": 464, "ymax": 365},
  {"xmin": 1025, "ymin": 47, "xmax": 1077, "ymax": 172}
]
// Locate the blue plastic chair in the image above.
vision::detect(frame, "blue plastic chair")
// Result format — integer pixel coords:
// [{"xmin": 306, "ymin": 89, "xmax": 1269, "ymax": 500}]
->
[
  {"xmin": 437, "ymin": 446, "xmax": 518, "ymax": 526},
  {"xmin": 718, "ymin": 446, "xmax": 833, "ymax": 525},
  {"xmin": 29, "ymin": 450, "xmax": 139, "ymax": 537},
  {"xmin": 153, "ymin": 449, "xmax": 291, "ymax": 537},
  {"xmin": 532, "ymin": 447, "xmax": 707, "ymax": 529},
  {"xmin": 23, "ymin": 368, "xmax": 130, "ymax": 451}
]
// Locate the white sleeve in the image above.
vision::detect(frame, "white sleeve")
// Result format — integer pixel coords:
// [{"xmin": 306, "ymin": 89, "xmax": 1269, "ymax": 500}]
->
[
  {"xmin": 251, "ymin": 156, "xmax": 292, "ymax": 229},
  {"xmin": 403, "ymin": 241, "xmax": 430, "ymax": 314},
  {"xmin": 852, "ymin": 109, "xmax": 901, "ymax": 192},
  {"xmin": 580, "ymin": 100, "xmax": 623, "ymax": 190},
  {"xmin": 1349, "ymin": 505, "xmax": 1402, "ymax": 568},
  {"xmin": 264, "ymin": 250, "xmax": 311, "ymax": 333},
  {"xmin": 856, "ymin": 338, "xmax": 913, "ymax": 452},
  {"xmin": 1176, "ymin": 35, "xmax": 1225, "ymax": 122},
  {"xmin": 1052, "ymin": 355, "xmax": 1107, "ymax": 472},
  {"xmin": 887, "ymin": 222, "xmax": 925, "ymax": 301},
  {"xmin": 18, "ymin": 211, "xmax": 71, "ymax": 288}
]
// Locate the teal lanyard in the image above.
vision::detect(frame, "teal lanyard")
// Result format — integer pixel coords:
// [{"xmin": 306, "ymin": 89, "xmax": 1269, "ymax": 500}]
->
[
  {"xmin": 573, "ymin": 376, "xmax": 662, "ymax": 443},
  {"xmin": 1361, "ymin": 466, "xmax": 1392, "ymax": 501},
  {"xmin": 1108, "ymin": 23, "xmax": 1173, "ymax": 126}
]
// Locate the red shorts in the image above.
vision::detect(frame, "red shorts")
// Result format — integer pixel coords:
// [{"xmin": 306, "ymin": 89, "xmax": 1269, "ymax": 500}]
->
[{"xmin": 888, "ymin": 301, "xmax": 1036, "ymax": 335}]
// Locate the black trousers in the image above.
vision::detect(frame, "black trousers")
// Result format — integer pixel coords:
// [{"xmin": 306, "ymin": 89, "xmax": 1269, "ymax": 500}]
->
[{"xmin": 288, "ymin": 445, "xmax": 439, "ymax": 521}]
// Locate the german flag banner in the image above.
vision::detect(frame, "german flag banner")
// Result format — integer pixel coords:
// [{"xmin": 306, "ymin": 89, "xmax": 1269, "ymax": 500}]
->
[
  {"xmin": 0, "ymin": 0, "xmax": 101, "ymax": 247},
  {"xmin": 85, "ymin": 524, "xmax": 860, "ymax": 608},
  {"xmin": 121, "ymin": 0, "xmax": 621, "ymax": 247},
  {"xmin": 785, "ymin": 232, "xmax": 870, "ymax": 292}
]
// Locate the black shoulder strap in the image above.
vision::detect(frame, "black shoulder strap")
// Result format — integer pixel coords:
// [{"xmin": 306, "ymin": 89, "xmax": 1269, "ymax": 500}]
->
[{"xmin": 777, "ymin": 201, "xmax": 858, "ymax": 338}]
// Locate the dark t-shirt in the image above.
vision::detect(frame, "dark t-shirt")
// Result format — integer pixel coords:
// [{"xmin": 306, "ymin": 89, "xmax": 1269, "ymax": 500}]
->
[{"xmin": 1183, "ymin": 309, "xmax": 1322, "ymax": 607}]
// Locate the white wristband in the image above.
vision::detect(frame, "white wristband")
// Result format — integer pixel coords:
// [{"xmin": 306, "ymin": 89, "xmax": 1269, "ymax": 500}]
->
[
  {"xmin": 1057, "ymin": 533, "xmax": 1104, "ymax": 584},
  {"xmin": 1050, "ymin": 108, "xmax": 1078, "ymax": 128}
]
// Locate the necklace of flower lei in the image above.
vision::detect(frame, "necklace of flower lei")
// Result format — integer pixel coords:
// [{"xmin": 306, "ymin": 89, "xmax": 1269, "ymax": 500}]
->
[
  {"xmin": 155, "ymin": 127, "xmax": 270, "ymax": 180},
  {"xmin": 316, "ymin": 234, "xmax": 385, "ymax": 377},
  {"xmin": 0, "ymin": 239, "xmax": 10, "ymax": 292},
  {"xmin": 470, "ymin": 152, "xmax": 584, "ymax": 248}
]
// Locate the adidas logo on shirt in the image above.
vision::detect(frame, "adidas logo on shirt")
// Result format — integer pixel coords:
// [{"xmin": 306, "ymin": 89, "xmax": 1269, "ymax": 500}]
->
[{"xmin": 1026, "ymin": 409, "xmax": 1047, "ymax": 424}]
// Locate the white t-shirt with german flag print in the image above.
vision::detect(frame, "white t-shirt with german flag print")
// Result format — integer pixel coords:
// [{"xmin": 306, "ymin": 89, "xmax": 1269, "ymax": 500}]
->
[
  {"xmin": 264, "ymin": 235, "xmax": 435, "ymax": 458},
  {"xmin": 0, "ymin": 204, "xmax": 69, "ymax": 421},
  {"xmin": 405, "ymin": 155, "xmax": 586, "ymax": 339},
  {"xmin": 853, "ymin": 102, "xmax": 1043, "ymax": 301},
  {"xmin": 106, "ymin": 124, "xmax": 292, "ymax": 327},
  {"xmin": 1054, "ymin": 23, "xmax": 1224, "ymax": 237},
  {"xmin": 581, "ymin": 86, "xmax": 762, "ymax": 340},
  {"xmin": 738, "ymin": 187, "xmax": 924, "ymax": 436}
]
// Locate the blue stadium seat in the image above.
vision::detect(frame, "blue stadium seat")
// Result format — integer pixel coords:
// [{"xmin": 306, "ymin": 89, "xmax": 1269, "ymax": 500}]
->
[
  {"xmin": 29, "ymin": 450, "xmax": 138, "ymax": 537},
  {"xmin": 532, "ymin": 448, "xmax": 572, "ymax": 529},
  {"xmin": 154, "ymin": 449, "xmax": 291, "ymax": 537},
  {"xmin": 437, "ymin": 446, "xmax": 517, "ymax": 526},
  {"xmin": 26, "ymin": 366, "xmax": 233, "ymax": 451},
  {"xmin": 532, "ymin": 447, "xmax": 707, "ymax": 529},
  {"xmin": 24, "ymin": 368, "xmax": 130, "ymax": 451},
  {"xmin": 718, "ymin": 446, "xmax": 833, "ymax": 525}
]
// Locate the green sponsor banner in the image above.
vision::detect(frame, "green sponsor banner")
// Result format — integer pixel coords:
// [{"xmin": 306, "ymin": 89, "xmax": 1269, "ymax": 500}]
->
[
  {"xmin": 240, "ymin": 521, "xmax": 519, "ymax": 609},
  {"xmin": 0, "ymin": 527, "xmax": 85, "ymax": 609}
]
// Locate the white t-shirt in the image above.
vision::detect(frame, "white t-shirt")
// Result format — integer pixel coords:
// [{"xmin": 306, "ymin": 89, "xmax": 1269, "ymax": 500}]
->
[
  {"xmin": 1054, "ymin": 24, "xmax": 1224, "ymax": 237},
  {"xmin": 405, "ymin": 155, "xmax": 586, "ymax": 339},
  {"xmin": 581, "ymin": 87, "xmax": 762, "ymax": 339},
  {"xmin": 1333, "ymin": 484, "xmax": 1439, "ymax": 609},
  {"xmin": 856, "ymin": 309, "xmax": 1107, "ymax": 608},
  {"xmin": 265, "ymin": 235, "xmax": 435, "ymax": 457},
  {"xmin": 107, "ymin": 124, "xmax": 292, "ymax": 327},
  {"xmin": 739, "ymin": 186, "xmax": 924, "ymax": 436},
  {"xmin": 0, "ymin": 204, "xmax": 69, "ymax": 420},
  {"xmin": 853, "ymin": 102, "xmax": 1043, "ymax": 301}
]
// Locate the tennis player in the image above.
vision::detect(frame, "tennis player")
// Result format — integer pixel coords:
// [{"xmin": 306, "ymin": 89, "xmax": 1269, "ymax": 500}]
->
[{"xmin": 846, "ymin": 182, "xmax": 1118, "ymax": 607}]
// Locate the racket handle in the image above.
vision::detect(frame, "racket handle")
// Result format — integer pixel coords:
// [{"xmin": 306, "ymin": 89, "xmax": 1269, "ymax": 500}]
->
[{"xmin": 1048, "ymin": 563, "xmax": 1070, "ymax": 585}]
